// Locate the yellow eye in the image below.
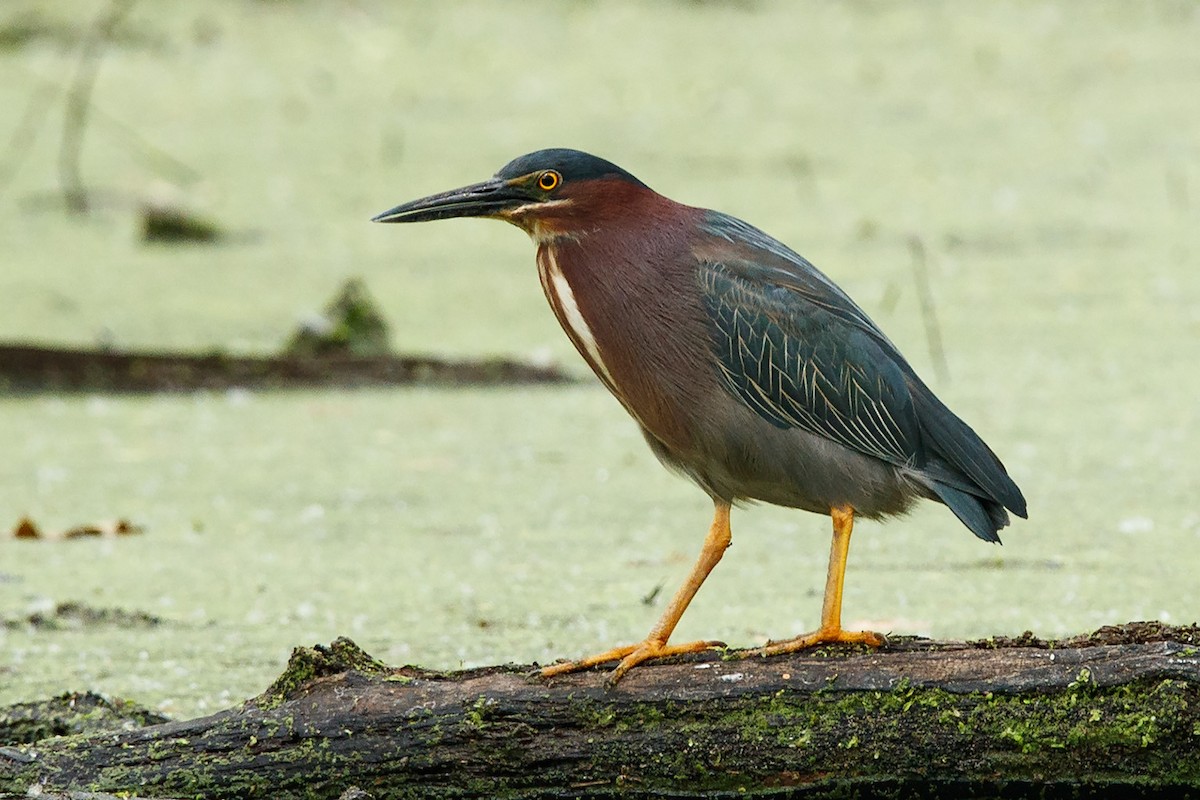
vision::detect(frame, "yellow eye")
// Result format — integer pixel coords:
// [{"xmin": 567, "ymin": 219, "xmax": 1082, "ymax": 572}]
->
[{"xmin": 537, "ymin": 171, "xmax": 561, "ymax": 191}]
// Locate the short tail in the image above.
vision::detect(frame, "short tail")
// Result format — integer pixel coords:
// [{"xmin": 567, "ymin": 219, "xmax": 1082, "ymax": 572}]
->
[
  {"xmin": 908, "ymin": 378, "xmax": 1028, "ymax": 543},
  {"xmin": 925, "ymin": 479, "xmax": 1011, "ymax": 543}
]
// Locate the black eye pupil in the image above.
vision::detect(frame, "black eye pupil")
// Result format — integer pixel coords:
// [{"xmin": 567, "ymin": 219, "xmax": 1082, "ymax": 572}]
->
[{"xmin": 541, "ymin": 173, "xmax": 557, "ymax": 189}]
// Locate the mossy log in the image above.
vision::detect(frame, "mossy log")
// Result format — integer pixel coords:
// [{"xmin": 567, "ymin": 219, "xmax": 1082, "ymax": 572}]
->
[{"xmin": 2, "ymin": 623, "xmax": 1199, "ymax": 799}]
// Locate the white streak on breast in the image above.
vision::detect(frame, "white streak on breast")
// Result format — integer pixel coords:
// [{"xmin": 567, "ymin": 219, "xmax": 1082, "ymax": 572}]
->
[{"xmin": 540, "ymin": 248, "xmax": 617, "ymax": 388}]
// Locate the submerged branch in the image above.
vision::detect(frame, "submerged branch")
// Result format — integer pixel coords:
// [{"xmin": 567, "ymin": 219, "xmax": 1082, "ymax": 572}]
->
[{"xmin": 0, "ymin": 343, "xmax": 574, "ymax": 392}]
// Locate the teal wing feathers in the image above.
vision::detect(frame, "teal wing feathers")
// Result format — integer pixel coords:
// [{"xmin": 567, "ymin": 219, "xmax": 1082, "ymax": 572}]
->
[
  {"xmin": 695, "ymin": 211, "xmax": 1027, "ymax": 541},
  {"xmin": 698, "ymin": 259, "xmax": 922, "ymax": 469}
]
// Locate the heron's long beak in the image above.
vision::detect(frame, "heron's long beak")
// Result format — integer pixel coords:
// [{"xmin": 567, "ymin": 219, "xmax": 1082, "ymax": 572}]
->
[{"xmin": 372, "ymin": 177, "xmax": 531, "ymax": 223}]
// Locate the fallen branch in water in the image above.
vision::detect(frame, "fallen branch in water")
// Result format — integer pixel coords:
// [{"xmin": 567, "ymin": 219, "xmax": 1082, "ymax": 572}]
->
[{"xmin": 0, "ymin": 343, "xmax": 574, "ymax": 392}]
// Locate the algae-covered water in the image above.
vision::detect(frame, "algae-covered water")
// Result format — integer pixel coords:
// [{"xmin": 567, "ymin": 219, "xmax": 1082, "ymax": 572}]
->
[{"xmin": 1, "ymin": 1, "xmax": 1198, "ymax": 719}]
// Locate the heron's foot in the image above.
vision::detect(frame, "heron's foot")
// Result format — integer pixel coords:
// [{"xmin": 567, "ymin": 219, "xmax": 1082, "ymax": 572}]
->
[
  {"xmin": 742, "ymin": 626, "xmax": 884, "ymax": 658},
  {"xmin": 541, "ymin": 638, "xmax": 725, "ymax": 684}
]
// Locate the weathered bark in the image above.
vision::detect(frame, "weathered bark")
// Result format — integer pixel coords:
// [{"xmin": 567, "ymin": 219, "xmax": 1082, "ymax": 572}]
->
[
  {"xmin": 0, "ymin": 343, "xmax": 573, "ymax": 392},
  {"xmin": 2, "ymin": 623, "xmax": 1199, "ymax": 799}
]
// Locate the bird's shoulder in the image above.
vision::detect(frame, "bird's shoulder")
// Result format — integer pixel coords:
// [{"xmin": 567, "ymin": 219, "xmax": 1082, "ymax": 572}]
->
[
  {"xmin": 690, "ymin": 211, "xmax": 924, "ymax": 466},
  {"xmin": 692, "ymin": 211, "xmax": 906, "ymax": 359}
]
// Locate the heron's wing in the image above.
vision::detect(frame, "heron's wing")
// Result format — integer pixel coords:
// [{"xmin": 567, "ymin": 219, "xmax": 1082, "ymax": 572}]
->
[
  {"xmin": 694, "ymin": 211, "xmax": 1027, "ymax": 527},
  {"xmin": 697, "ymin": 253, "xmax": 923, "ymax": 468}
]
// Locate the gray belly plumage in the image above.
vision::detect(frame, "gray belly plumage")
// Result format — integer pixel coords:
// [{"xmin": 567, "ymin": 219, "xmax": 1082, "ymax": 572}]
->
[{"xmin": 639, "ymin": 387, "xmax": 928, "ymax": 519}]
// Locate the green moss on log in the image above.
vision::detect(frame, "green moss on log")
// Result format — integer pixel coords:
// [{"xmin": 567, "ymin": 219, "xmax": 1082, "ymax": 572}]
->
[
  {"xmin": 259, "ymin": 637, "xmax": 394, "ymax": 709},
  {"xmin": 0, "ymin": 692, "xmax": 168, "ymax": 746},
  {"xmin": 3, "ymin": 629, "xmax": 1198, "ymax": 798}
]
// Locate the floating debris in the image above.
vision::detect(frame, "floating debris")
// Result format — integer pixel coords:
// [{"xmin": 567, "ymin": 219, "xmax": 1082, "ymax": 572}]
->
[
  {"xmin": 7, "ymin": 516, "xmax": 144, "ymax": 540},
  {"xmin": 4, "ymin": 601, "xmax": 162, "ymax": 631},
  {"xmin": 140, "ymin": 198, "xmax": 223, "ymax": 243}
]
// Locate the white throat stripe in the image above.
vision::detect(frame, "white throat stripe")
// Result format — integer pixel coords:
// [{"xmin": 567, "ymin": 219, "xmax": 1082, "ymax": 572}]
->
[{"xmin": 543, "ymin": 250, "xmax": 616, "ymax": 387}]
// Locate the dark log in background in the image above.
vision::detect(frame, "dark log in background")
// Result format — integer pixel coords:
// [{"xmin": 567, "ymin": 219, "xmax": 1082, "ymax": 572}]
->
[
  {"xmin": 0, "ymin": 343, "xmax": 573, "ymax": 392},
  {"xmin": 2, "ymin": 622, "xmax": 1199, "ymax": 799}
]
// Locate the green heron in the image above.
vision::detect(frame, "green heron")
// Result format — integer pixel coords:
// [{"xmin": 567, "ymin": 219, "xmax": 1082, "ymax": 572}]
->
[{"xmin": 373, "ymin": 148, "xmax": 1027, "ymax": 683}]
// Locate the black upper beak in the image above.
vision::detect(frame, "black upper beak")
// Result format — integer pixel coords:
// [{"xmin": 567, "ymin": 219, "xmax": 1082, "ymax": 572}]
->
[{"xmin": 371, "ymin": 177, "xmax": 530, "ymax": 223}]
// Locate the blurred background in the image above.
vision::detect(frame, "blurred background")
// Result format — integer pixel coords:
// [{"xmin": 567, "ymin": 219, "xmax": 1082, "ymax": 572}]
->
[{"xmin": 1, "ymin": 1, "xmax": 1197, "ymax": 718}]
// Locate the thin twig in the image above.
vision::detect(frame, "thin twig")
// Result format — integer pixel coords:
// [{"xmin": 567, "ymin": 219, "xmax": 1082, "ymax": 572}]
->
[
  {"xmin": 907, "ymin": 235, "xmax": 949, "ymax": 383},
  {"xmin": 59, "ymin": 0, "xmax": 137, "ymax": 213},
  {"xmin": 88, "ymin": 99, "xmax": 203, "ymax": 185},
  {"xmin": 16, "ymin": 68, "xmax": 202, "ymax": 190},
  {"xmin": 0, "ymin": 78, "xmax": 62, "ymax": 200}
]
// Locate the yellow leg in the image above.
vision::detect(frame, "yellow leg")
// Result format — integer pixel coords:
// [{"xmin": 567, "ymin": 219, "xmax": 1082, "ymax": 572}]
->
[
  {"xmin": 541, "ymin": 501, "xmax": 732, "ymax": 683},
  {"xmin": 746, "ymin": 504, "xmax": 883, "ymax": 657}
]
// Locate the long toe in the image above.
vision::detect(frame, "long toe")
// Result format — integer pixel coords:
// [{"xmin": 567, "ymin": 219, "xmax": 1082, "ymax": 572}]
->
[
  {"xmin": 608, "ymin": 638, "xmax": 724, "ymax": 685},
  {"xmin": 540, "ymin": 644, "xmax": 640, "ymax": 678},
  {"xmin": 540, "ymin": 638, "xmax": 724, "ymax": 682},
  {"xmin": 743, "ymin": 627, "xmax": 884, "ymax": 658}
]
